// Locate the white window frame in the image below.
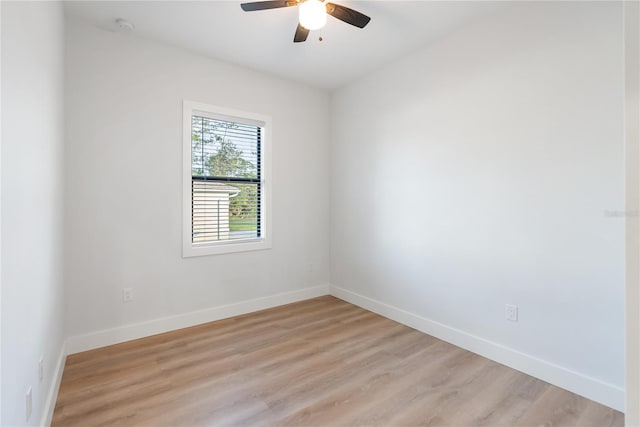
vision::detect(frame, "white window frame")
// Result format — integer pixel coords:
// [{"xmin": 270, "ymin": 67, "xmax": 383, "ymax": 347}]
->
[{"xmin": 182, "ymin": 100, "xmax": 272, "ymax": 257}]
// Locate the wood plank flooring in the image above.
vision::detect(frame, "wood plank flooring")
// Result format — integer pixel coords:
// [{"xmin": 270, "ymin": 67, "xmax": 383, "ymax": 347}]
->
[{"xmin": 52, "ymin": 296, "xmax": 623, "ymax": 426}]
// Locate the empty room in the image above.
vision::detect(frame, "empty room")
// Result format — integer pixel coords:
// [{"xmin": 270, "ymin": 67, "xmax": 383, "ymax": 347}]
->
[{"xmin": 2, "ymin": 0, "xmax": 639, "ymax": 425}]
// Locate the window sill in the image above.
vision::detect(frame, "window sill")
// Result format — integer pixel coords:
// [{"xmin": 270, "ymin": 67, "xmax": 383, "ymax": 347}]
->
[{"xmin": 182, "ymin": 238, "xmax": 272, "ymax": 257}]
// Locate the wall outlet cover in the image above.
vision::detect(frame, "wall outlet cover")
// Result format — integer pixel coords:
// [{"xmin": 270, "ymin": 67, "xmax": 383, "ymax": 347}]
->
[
  {"xmin": 26, "ymin": 386, "xmax": 32, "ymax": 421},
  {"xmin": 122, "ymin": 288, "xmax": 134, "ymax": 303}
]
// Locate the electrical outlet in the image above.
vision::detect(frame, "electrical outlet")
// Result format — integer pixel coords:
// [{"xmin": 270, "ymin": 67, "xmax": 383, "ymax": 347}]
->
[
  {"xmin": 122, "ymin": 288, "xmax": 134, "ymax": 303},
  {"xmin": 505, "ymin": 304, "xmax": 518, "ymax": 322},
  {"xmin": 26, "ymin": 386, "xmax": 32, "ymax": 421},
  {"xmin": 38, "ymin": 357, "xmax": 44, "ymax": 382}
]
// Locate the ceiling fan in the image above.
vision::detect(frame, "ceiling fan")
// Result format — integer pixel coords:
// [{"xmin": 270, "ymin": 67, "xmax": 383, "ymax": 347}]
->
[{"xmin": 240, "ymin": 0, "xmax": 371, "ymax": 43}]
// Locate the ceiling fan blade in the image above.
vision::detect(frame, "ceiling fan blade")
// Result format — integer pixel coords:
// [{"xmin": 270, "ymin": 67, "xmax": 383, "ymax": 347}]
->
[
  {"xmin": 240, "ymin": 1, "xmax": 295, "ymax": 12},
  {"xmin": 294, "ymin": 23, "xmax": 310, "ymax": 43},
  {"xmin": 326, "ymin": 3, "xmax": 371, "ymax": 28}
]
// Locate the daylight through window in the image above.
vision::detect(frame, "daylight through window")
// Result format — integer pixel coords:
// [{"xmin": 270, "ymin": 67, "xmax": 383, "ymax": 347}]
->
[{"xmin": 191, "ymin": 115, "xmax": 262, "ymax": 244}]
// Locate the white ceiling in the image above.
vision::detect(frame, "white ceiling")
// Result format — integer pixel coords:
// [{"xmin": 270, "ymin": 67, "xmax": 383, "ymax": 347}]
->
[{"xmin": 64, "ymin": 1, "xmax": 509, "ymax": 90}]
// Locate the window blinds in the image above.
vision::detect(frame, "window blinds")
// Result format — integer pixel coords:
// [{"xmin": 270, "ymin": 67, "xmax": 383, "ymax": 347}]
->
[{"xmin": 191, "ymin": 115, "xmax": 261, "ymax": 244}]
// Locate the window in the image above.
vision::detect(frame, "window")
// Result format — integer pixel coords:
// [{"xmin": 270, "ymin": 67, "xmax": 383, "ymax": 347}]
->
[{"xmin": 183, "ymin": 101, "xmax": 271, "ymax": 257}]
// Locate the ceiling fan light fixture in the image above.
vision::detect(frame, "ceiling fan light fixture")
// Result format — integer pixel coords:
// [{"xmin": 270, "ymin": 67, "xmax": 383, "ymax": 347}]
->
[{"xmin": 299, "ymin": 0, "xmax": 327, "ymax": 30}]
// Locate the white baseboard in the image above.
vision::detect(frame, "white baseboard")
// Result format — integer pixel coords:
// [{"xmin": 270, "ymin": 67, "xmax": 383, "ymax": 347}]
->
[
  {"xmin": 329, "ymin": 285, "xmax": 624, "ymax": 412},
  {"xmin": 40, "ymin": 341, "xmax": 66, "ymax": 427},
  {"xmin": 55, "ymin": 283, "xmax": 623, "ymax": 416},
  {"xmin": 66, "ymin": 284, "xmax": 330, "ymax": 355}
]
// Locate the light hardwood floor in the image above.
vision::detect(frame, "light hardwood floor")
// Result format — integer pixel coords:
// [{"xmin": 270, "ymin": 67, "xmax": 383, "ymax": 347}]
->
[{"xmin": 52, "ymin": 296, "xmax": 623, "ymax": 426}]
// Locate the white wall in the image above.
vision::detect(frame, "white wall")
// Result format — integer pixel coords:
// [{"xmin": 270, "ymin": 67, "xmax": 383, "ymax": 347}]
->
[
  {"xmin": 331, "ymin": 1, "xmax": 624, "ymax": 408},
  {"xmin": 1, "ymin": 2, "xmax": 66, "ymax": 425},
  {"xmin": 64, "ymin": 20, "xmax": 330, "ymax": 339},
  {"xmin": 625, "ymin": 0, "xmax": 640, "ymax": 421}
]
